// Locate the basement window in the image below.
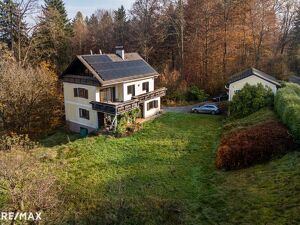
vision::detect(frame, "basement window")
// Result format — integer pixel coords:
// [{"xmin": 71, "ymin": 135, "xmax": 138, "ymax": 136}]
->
[{"xmin": 79, "ymin": 108, "xmax": 90, "ymax": 120}]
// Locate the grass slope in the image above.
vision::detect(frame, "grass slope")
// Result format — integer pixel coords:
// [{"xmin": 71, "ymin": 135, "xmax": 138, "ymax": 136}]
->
[
  {"xmin": 42, "ymin": 113, "xmax": 300, "ymax": 224},
  {"xmin": 223, "ymin": 108, "xmax": 277, "ymax": 135}
]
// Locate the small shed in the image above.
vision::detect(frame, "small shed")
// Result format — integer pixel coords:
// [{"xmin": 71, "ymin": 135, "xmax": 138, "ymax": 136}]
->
[{"xmin": 227, "ymin": 68, "xmax": 281, "ymax": 101}]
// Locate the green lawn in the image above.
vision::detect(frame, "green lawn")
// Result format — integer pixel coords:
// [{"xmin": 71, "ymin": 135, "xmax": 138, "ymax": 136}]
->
[{"xmin": 42, "ymin": 113, "xmax": 300, "ymax": 224}]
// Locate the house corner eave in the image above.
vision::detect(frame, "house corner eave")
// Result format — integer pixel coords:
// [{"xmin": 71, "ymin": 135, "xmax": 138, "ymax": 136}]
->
[{"xmin": 77, "ymin": 55, "xmax": 105, "ymax": 86}]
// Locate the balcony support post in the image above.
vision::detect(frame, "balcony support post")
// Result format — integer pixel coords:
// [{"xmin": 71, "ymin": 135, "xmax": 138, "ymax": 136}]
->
[{"xmin": 113, "ymin": 115, "xmax": 118, "ymax": 132}]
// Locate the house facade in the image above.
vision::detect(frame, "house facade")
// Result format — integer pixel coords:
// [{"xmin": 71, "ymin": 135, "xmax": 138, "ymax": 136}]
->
[
  {"xmin": 227, "ymin": 68, "xmax": 281, "ymax": 101},
  {"xmin": 61, "ymin": 47, "xmax": 166, "ymax": 134}
]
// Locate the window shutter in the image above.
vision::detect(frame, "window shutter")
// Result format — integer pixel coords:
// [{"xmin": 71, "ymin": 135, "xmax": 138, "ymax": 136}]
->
[
  {"xmin": 74, "ymin": 88, "xmax": 78, "ymax": 97},
  {"xmin": 85, "ymin": 89, "xmax": 88, "ymax": 99},
  {"xmin": 154, "ymin": 100, "xmax": 158, "ymax": 108},
  {"xmin": 147, "ymin": 102, "xmax": 150, "ymax": 111},
  {"xmin": 86, "ymin": 110, "xmax": 90, "ymax": 120}
]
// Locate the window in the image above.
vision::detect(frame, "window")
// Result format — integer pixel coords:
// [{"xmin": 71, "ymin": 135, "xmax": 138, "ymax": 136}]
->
[
  {"xmin": 100, "ymin": 87, "xmax": 115, "ymax": 102},
  {"xmin": 234, "ymin": 90, "xmax": 241, "ymax": 94},
  {"xmin": 142, "ymin": 82, "xmax": 149, "ymax": 92},
  {"xmin": 79, "ymin": 108, "xmax": 90, "ymax": 120},
  {"xmin": 74, "ymin": 88, "xmax": 88, "ymax": 99},
  {"xmin": 127, "ymin": 85, "xmax": 135, "ymax": 96},
  {"xmin": 147, "ymin": 100, "xmax": 159, "ymax": 111}
]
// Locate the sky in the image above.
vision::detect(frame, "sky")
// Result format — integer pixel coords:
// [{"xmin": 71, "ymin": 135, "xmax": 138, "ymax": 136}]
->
[{"xmin": 56, "ymin": 0, "xmax": 136, "ymax": 19}]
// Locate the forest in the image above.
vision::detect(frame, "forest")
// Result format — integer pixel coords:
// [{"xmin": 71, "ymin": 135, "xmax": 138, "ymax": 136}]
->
[
  {"xmin": 1, "ymin": 0, "xmax": 300, "ymax": 137},
  {"xmin": 0, "ymin": 1, "xmax": 300, "ymax": 224}
]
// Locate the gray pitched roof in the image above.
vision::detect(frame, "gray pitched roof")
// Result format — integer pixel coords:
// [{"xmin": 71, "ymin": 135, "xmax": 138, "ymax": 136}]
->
[
  {"xmin": 228, "ymin": 68, "xmax": 281, "ymax": 87},
  {"xmin": 62, "ymin": 53, "xmax": 159, "ymax": 86}
]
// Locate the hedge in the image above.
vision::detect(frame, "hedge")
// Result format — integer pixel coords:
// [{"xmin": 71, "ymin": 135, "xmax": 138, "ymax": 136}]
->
[
  {"xmin": 275, "ymin": 83, "xmax": 300, "ymax": 140},
  {"xmin": 216, "ymin": 120, "xmax": 294, "ymax": 170}
]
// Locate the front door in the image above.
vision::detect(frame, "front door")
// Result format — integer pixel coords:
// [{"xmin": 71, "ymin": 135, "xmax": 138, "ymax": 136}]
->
[
  {"xmin": 98, "ymin": 112, "xmax": 105, "ymax": 128},
  {"xmin": 140, "ymin": 104, "xmax": 144, "ymax": 118}
]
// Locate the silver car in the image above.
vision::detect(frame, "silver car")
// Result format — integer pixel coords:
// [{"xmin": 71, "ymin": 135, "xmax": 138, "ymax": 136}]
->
[{"xmin": 192, "ymin": 104, "xmax": 220, "ymax": 115}]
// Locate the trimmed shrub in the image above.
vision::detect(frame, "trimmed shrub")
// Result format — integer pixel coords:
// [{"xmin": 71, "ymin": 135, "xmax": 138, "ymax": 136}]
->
[
  {"xmin": 275, "ymin": 83, "xmax": 300, "ymax": 140},
  {"xmin": 216, "ymin": 120, "xmax": 294, "ymax": 170},
  {"xmin": 229, "ymin": 83, "xmax": 274, "ymax": 118}
]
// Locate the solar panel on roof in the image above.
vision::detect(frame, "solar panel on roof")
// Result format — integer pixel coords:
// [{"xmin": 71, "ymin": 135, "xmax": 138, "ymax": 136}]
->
[
  {"xmin": 82, "ymin": 55, "xmax": 157, "ymax": 81},
  {"xmin": 82, "ymin": 55, "xmax": 112, "ymax": 64}
]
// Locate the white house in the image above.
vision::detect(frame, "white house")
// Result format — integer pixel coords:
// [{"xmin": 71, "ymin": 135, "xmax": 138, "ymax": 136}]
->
[
  {"xmin": 226, "ymin": 68, "xmax": 281, "ymax": 101},
  {"xmin": 60, "ymin": 47, "xmax": 166, "ymax": 134}
]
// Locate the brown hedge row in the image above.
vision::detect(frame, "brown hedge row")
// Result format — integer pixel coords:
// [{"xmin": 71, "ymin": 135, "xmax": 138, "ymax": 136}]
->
[{"xmin": 216, "ymin": 120, "xmax": 295, "ymax": 170}]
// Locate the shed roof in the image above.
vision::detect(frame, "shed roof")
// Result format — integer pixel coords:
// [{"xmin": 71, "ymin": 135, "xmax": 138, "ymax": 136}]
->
[{"xmin": 227, "ymin": 68, "xmax": 281, "ymax": 87}]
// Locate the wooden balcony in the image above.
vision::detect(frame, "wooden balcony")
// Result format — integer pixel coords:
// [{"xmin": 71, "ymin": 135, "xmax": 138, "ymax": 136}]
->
[
  {"xmin": 63, "ymin": 75, "xmax": 100, "ymax": 86},
  {"xmin": 133, "ymin": 87, "xmax": 167, "ymax": 103},
  {"xmin": 90, "ymin": 99, "xmax": 139, "ymax": 115},
  {"xmin": 91, "ymin": 87, "xmax": 167, "ymax": 115}
]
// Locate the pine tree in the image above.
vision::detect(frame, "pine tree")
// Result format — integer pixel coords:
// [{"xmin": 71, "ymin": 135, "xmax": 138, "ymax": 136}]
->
[
  {"xmin": 114, "ymin": 5, "xmax": 127, "ymax": 46},
  {"xmin": 44, "ymin": 0, "xmax": 68, "ymax": 24},
  {"xmin": 32, "ymin": 0, "xmax": 72, "ymax": 72},
  {"xmin": 0, "ymin": 0, "xmax": 19, "ymax": 50}
]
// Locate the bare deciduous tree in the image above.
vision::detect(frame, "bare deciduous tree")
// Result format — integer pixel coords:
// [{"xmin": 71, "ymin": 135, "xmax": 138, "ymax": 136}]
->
[{"xmin": 0, "ymin": 59, "xmax": 63, "ymax": 137}]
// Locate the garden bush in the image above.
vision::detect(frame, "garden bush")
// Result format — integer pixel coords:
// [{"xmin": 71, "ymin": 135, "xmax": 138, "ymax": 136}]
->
[
  {"xmin": 229, "ymin": 83, "xmax": 274, "ymax": 118},
  {"xmin": 275, "ymin": 83, "xmax": 300, "ymax": 140},
  {"xmin": 186, "ymin": 86, "xmax": 209, "ymax": 102},
  {"xmin": 0, "ymin": 133, "xmax": 37, "ymax": 151},
  {"xmin": 216, "ymin": 120, "xmax": 294, "ymax": 170},
  {"xmin": 115, "ymin": 108, "xmax": 142, "ymax": 137}
]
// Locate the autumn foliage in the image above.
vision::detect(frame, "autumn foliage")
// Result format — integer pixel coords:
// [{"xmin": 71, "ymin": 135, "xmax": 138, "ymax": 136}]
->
[
  {"xmin": 216, "ymin": 121, "xmax": 294, "ymax": 170},
  {"xmin": 0, "ymin": 60, "xmax": 63, "ymax": 137}
]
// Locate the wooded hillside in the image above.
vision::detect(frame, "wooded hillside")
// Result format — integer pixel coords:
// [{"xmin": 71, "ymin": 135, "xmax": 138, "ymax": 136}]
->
[
  {"xmin": 1, "ymin": 0, "xmax": 300, "ymax": 87},
  {"xmin": 0, "ymin": 0, "xmax": 300, "ymax": 135}
]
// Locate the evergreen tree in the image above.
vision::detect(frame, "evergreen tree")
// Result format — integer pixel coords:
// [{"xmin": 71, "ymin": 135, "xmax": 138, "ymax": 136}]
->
[
  {"xmin": 114, "ymin": 5, "xmax": 127, "ymax": 46},
  {"xmin": 32, "ymin": 0, "xmax": 71, "ymax": 72},
  {"xmin": 44, "ymin": 0, "xmax": 68, "ymax": 24},
  {"xmin": 71, "ymin": 11, "xmax": 87, "ymax": 55},
  {"xmin": 86, "ymin": 13, "xmax": 98, "ymax": 53},
  {"xmin": 0, "ymin": 0, "xmax": 25, "ymax": 50}
]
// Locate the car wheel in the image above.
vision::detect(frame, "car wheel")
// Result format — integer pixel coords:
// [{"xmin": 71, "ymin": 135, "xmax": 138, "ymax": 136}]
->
[{"xmin": 211, "ymin": 111, "xmax": 216, "ymax": 115}]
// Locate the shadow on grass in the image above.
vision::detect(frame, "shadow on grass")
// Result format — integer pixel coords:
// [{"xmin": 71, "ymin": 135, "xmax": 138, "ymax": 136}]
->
[
  {"xmin": 56, "ymin": 114, "xmax": 229, "ymax": 224},
  {"xmin": 39, "ymin": 129, "xmax": 82, "ymax": 147},
  {"xmin": 42, "ymin": 113, "xmax": 300, "ymax": 224}
]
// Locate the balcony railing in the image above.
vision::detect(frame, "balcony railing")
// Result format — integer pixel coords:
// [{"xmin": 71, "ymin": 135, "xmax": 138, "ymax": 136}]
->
[
  {"xmin": 91, "ymin": 87, "xmax": 167, "ymax": 115},
  {"xmin": 90, "ymin": 99, "xmax": 139, "ymax": 115},
  {"xmin": 133, "ymin": 87, "xmax": 167, "ymax": 103}
]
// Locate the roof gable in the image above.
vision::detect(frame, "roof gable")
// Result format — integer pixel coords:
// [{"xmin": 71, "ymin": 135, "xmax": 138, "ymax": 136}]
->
[
  {"xmin": 61, "ymin": 53, "xmax": 159, "ymax": 86},
  {"xmin": 228, "ymin": 68, "xmax": 281, "ymax": 87}
]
